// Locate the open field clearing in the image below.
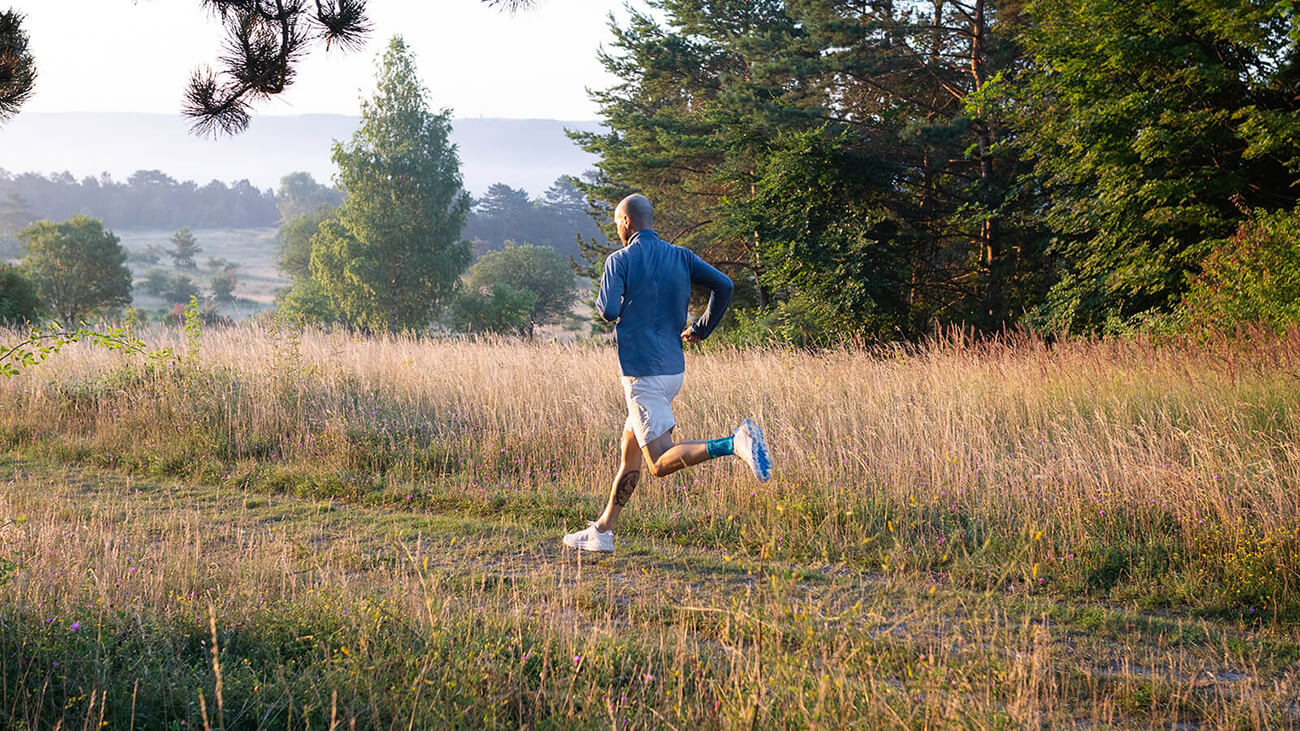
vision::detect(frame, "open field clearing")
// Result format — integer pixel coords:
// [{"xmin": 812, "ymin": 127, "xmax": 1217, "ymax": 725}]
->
[
  {"xmin": 117, "ymin": 228, "xmax": 285, "ymax": 317},
  {"xmin": 1, "ymin": 327, "xmax": 1299, "ymax": 726}
]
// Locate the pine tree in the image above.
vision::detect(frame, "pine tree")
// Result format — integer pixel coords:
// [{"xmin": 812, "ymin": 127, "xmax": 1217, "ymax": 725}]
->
[
  {"xmin": 167, "ymin": 228, "xmax": 203, "ymax": 269},
  {"xmin": 0, "ymin": 10, "xmax": 36, "ymax": 123},
  {"xmin": 310, "ymin": 36, "xmax": 471, "ymax": 333}
]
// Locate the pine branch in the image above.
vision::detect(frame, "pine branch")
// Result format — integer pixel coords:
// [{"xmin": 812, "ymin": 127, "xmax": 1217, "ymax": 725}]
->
[
  {"xmin": 185, "ymin": 0, "xmax": 535, "ymax": 136},
  {"xmin": 0, "ymin": 10, "xmax": 36, "ymax": 123}
]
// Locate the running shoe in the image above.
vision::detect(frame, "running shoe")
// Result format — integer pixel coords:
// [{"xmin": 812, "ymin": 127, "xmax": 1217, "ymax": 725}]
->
[
  {"xmin": 562, "ymin": 522, "xmax": 615, "ymax": 552},
  {"xmin": 733, "ymin": 418, "xmax": 773, "ymax": 482}
]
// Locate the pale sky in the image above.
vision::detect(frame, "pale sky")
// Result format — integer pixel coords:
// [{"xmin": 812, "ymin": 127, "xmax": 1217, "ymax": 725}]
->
[{"xmin": 7, "ymin": 0, "xmax": 638, "ymax": 120}]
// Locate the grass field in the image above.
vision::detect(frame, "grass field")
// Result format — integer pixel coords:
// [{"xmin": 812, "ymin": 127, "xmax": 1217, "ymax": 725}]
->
[
  {"xmin": 1, "ymin": 325, "xmax": 1298, "ymax": 727},
  {"xmin": 117, "ymin": 228, "xmax": 285, "ymax": 318}
]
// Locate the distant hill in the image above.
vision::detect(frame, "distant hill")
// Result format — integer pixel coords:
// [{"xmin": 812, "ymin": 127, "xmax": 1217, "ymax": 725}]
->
[{"xmin": 0, "ymin": 113, "xmax": 603, "ymax": 197}]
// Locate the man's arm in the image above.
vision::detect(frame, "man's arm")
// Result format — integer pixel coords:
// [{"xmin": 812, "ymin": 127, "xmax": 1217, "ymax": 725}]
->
[
  {"xmin": 684, "ymin": 253, "xmax": 734, "ymax": 341},
  {"xmin": 594, "ymin": 253, "xmax": 625, "ymax": 324}
]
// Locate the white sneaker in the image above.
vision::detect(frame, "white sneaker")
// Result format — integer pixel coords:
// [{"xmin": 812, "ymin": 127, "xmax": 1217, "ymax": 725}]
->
[
  {"xmin": 562, "ymin": 522, "xmax": 615, "ymax": 552},
  {"xmin": 733, "ymin": 418, "xmax": 773, "ymax": 482}
]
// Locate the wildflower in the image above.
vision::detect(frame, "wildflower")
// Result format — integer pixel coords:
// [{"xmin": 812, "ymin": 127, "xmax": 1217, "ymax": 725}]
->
[{"xmin": 68, "ymin": 621, "xmax": 81, "ymax": 632}]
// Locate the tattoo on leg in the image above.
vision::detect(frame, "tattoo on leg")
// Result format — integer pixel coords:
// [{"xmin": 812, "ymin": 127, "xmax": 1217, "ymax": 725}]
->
[{"xmin": 613, "ymin": 471, "xmax": 640, "ymax": 507}]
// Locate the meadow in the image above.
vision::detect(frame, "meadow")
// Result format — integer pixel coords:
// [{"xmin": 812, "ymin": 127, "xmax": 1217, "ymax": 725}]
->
[
  {"xmin": 0, "ymin": 325, "xmax": 1298, "ymax": 727},
  {"xmin": 117, "ymin": 228, "xmax": 285, "ymax": 318}
]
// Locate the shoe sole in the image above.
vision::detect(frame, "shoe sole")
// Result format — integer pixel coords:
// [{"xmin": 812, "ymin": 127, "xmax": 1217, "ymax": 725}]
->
[
  {"xmin": 742, "ymin": 418, "xmax": 772, "ymax": 482},
  {"xmin": 562, "ymin": 536, "xmax": 614, "ymax": 553}
]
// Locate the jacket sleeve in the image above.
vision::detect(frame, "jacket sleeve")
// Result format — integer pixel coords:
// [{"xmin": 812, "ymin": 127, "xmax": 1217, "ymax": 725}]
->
[
  {"xmin": 687, "ymin": 252, "xmax": 734, "ymax": 340},
  {"xmin": 594, "ymin": 253, "xmax": 624, "ymax": 324}
]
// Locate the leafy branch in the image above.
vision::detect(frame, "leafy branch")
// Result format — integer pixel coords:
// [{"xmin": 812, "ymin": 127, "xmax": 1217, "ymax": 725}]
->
[{"xmin": 0, "ymin": 324, "xmax": 147, "ymax": 378}]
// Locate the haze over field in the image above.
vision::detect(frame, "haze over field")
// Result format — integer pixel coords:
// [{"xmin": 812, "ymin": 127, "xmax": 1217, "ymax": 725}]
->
[{"xmin": 0, "ymin": 113, "xmax": 603, "ymax": 196}]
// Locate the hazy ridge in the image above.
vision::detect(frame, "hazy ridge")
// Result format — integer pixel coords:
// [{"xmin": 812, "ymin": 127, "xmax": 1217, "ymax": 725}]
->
[{"xmin": 0, "ymin": 113, "xmax": 603, "ymax": 197}]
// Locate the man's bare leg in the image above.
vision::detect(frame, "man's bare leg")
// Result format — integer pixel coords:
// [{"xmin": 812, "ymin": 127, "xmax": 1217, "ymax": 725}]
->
[
  {"xmin": 593, "ymin": 429, "xmax": 644, "ymax": 532},
  {"xmin": 641, "ymin": 428, "xmax": 712, "ymax": 478}
]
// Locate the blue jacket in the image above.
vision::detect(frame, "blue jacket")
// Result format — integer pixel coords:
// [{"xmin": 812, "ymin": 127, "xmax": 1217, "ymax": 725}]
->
[{"xmin": 596, "ymin": 229, "xmax": 734, "ymax": 376}]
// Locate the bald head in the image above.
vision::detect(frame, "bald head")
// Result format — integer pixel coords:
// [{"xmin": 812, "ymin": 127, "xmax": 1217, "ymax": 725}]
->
[{"xmin": 615, "ymin": 194, "xmax": 654, "ymax": 244}]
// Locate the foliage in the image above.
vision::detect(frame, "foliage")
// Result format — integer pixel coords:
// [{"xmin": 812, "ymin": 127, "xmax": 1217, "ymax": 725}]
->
[
  {"xmin": 19, "ymin": 216, "xmax": 131, "ymax": 325},
  {"xmin": 466, "ymin": 242, "xmax": 576, "ymax": 333},
  {"xmin": 573, "ymin": 0, "xmax": 1044, "ymax": 340},
  {"xmin": 0, "ymin": 323, "xmax": 144, "ymax": 377},
  {"xmin": 167, "ymin": 227, "xmax": 202, "ymax": 269},
  {"xmin": 138, "ymin": 268, "xmax": 169, "ymax": 298},
  {"xmin": 210, "ymin": 267, "xmax": 238, "ymax": 303},
  {"xmin": 736, "ymin": 130, "xmax": 917, "ymax": 339},
  {"xmin": 1172, "ymin": 206, "xmax": 1300, "ymax": 334},
  {"xmin": 0, "ymin": 10, "xmax": 35, "ymax": 123},
  {"xmin": 463, "ymin": 176, "xmax": 608, "ymax": 260},
  {"xmin": 275, "ymin": 171, "xmax": 343, "ymax": 222},
  {"xmin": 1003, "ymin": 0, "xmax": 1300, "ymax": 332},
  {"xmin": 450, "ymin": 281, "xmax": 537, "ymax": 336},
  {"xmin": 0, "ymin": 264, "xmax": 40, "ymax": 324},
  {"xmin": 276, "ymin": 206, "xmax": 338, "ymax": 282},
  {"xmin": 0, "ymin": 168, "xmax": 278, "ymax": 230},
  {"xmin": 180, "ymin": 1, "xmax": 532, "ymax": 135},
  {"xmin": 311, "ymin": 37, "xmax": 471, "ymax": 333},
  {"xmin": 181, "ymin": 0, "xmax": 373, "ymax": 135},
  {"xmin": 164, "ymin": 274, "xmax": 201, "ymax": 306},
  {"xmin": 276, "ymin": 277, "xmax": 337, "ymax": 327}
]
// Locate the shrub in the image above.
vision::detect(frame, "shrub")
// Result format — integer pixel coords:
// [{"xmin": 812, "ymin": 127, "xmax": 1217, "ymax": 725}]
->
[
  {"xmin": 1174, "ymin": 206, "xmax": 1300, "ymax": 334},
  {"xmin": 0, "ymin": 264, "xmax": 41, "ymax": 324}
]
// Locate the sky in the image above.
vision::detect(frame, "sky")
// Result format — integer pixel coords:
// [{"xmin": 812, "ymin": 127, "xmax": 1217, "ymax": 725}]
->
[{"xmin": 7, "ymin": 0, "xmax": 638, "ymax": 120}]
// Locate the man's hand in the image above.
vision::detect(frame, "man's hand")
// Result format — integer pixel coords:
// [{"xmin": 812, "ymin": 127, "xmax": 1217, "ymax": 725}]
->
[{"xmin": 681, "ymin": 326, "xmax": 701, "ymax": 343}]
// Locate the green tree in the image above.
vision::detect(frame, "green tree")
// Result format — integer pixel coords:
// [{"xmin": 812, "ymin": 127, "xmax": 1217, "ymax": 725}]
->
[
  {"xmin": 165, "ymin": 274, "xmax": 201, "ymax": 306},
  {"xmin": 275, "ymin": 172, "xmax": 343, "ymax": 222},
  {"xmin": 0, "ymin": 264, "xmax": 41, "ymax": 324},
  {"xmin": 311, "ymin": 36, "xmax": 471, "ymax": 333},
  {"xmin": 139, "ymin": 268, "xmax": 169, "ymax": 298},
  {"xmin": 467, "ymin": 242, "xmax": 576, "ymax": 335},
  {"xmin": 277, "ymin": 278, "xmax": 338, "ymax": 327},
  {"xmin": 19, "ymin": 216, "xmax": 131, "ymax": 324},
  {"xmin": 1173, "ymin": 206, "xmax": 1300, "ymax": 334},
  {"xmin": 277, "ymin": 207, "xmax": 338, "ymax": 282},
  {"xmin": 210, "ymin": 267, "xmax": 238, "ymax": 303},
  {"xmin": 0, "ymin": 193, "xmax": 32, "ymax": 257},
  {"xmin": 0, "ymin": 10, "xmax": 36, "ymax": 123},
  {"xmin": 451, "ymin": 282, "xmax": 537, "ymax": 336},
  {"xmin": 167, "ymin": 227, "xmax": 203, "ymax": 269},
  {"xmin": 1001, "ymin": 0, "xmax": 1300, "ymax": 331},
  {"xmin": 573, "ymin": 0, "xmax": 1040, "ymax": 340}
]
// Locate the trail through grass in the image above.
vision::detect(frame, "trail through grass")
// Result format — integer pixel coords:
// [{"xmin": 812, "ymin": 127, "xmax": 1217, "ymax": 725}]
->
[{"xmin": 1, "ymin": 456, "xmax": 1297, "ymax": 728}]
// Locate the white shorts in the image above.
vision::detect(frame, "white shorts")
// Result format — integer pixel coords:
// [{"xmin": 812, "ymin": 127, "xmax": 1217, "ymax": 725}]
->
[{"xmin": 621, "ymin": 372, "xmax": 684, "ymax": 447}]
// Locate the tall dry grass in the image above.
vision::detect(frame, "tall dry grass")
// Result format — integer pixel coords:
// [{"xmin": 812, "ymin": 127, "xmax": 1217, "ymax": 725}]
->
[
  {"xmin": 2, "ymin": 324, "xmax": 1300, "ymax": 610},
  {"xmin": 1, "ymin": 460, "xmax": 1294, "ymax": 727}
]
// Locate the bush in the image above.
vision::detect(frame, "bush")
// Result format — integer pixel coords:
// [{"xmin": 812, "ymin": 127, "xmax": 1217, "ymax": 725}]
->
[
  {"xmin": 450, "ymin": 282, "xmax": 536, "ymax": 336},
  {"xmin": 139, "ymin": 268, "xmax": 170, "ymax": 298},
  {"xmin": 165, "ymin": 274, "xmax": 201, "ymax": 306},
  {"xmin": 467, "ymin": 243, "xmax": 576, "ymax": 334},
  {"xmin": 1174, "ymin": 206, "xmax": 1300, "ymax": 334},
  {"xmin": 720, "ymin": 293, "xmax": 855, "ymax": 349},
  {"xmin": 210, "ymin": 267, "xmax": 238, "ymax": 303},
  {"xmin": 0, "ymin": 264, "xmax": 41, "ymax": 324},
  {"xmin": 277, "ymin": 278, "xmax": 337, "ymax": 327}
]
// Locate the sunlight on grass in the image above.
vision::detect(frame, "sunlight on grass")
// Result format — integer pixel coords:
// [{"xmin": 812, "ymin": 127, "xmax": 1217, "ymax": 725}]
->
[{"xmin": 1, "ymin": 325, "xmax": 1299, "ymax": 725}]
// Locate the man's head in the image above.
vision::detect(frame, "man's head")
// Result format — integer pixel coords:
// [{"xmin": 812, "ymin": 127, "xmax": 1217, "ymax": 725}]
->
[{"xmin": 614, "ymin": 194, "xmax": 654, "ymax": 244}]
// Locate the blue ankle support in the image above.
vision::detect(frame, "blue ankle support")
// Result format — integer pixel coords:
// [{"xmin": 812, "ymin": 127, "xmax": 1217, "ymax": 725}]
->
[{"xmin": 706, "ymin": 436, "xmax": 735, "ymax": 458}]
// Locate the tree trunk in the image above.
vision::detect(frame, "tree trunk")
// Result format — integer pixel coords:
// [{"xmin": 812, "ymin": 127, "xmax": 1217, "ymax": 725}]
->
[{"xmin": 970, "ymin": 0, "xmax": 1006, "ymax": 327}]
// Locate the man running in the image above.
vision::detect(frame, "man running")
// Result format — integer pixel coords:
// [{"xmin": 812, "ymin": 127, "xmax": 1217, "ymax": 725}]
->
[{"xmin": 562, "ymin": 194, "xmax": 772, "ymax": 553}]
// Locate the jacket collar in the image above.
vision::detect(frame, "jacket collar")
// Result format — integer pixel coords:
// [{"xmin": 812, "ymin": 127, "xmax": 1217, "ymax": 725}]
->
[{"xmin": 626, "ymin": 229, "xmax": 658, "ymax": 247}]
